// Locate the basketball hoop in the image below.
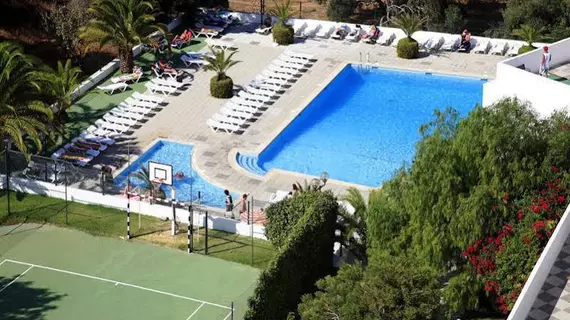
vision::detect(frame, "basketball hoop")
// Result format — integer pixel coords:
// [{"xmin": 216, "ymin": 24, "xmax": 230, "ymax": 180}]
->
[{"xmin": 151, "ymin": 178, "xmax": 165, "ymax": 185}]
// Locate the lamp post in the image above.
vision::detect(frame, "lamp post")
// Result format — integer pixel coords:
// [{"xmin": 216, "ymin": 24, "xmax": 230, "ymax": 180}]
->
[{"xmin": 311, "ymin": 171, "xmax": 330, "ymax": 191}]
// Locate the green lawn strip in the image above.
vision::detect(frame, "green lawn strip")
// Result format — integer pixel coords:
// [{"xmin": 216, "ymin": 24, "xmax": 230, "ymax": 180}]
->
[
  {"xmin": 59, "ymin": 39, "xmax": 206, "ymax": 148},
  {"xmin": 0, "ymin": 191, "xmax": 275, "ymax": 269}
]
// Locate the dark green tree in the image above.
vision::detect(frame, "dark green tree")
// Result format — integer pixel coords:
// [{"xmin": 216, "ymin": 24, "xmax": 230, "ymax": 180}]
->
[
  {"xmin": 298, "ymin": 253, "xmax": 441, "ymax": 320},
  {"xmin": 327, "ymin": 0, "xmax": 354, "ymax": 22}
]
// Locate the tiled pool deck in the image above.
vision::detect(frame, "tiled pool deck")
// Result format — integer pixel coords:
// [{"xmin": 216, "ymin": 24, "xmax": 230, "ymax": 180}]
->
[{"xmin": 92, "ymin": 25, "xmax": 504, "ymax": 204}]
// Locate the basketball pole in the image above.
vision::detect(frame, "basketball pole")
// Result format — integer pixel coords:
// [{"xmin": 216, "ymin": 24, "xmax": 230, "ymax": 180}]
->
[{"xmin": 126, "ymin": 141, "xmax": 131, "ymax": 240}]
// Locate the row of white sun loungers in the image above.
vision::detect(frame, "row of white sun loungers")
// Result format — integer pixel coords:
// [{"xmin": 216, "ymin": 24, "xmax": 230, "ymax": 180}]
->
[
  {"xmin": 52, "ymin": 91, "xmax": 169, "ymax": 167},
  {"xmin": 207, "ymin": 51, "xmax": 317, "ymax": 134}
]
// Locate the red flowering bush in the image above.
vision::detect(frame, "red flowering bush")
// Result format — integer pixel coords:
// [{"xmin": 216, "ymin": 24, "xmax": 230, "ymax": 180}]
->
[{"xmin": 462, "ymin": 170, "xmax": 570, "ymax": 314}]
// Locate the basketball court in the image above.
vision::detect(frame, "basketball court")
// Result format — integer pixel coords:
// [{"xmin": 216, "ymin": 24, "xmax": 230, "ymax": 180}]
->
[{"xmin": 0, "ymin": 224, "xmax": 259, "ymax": 319}]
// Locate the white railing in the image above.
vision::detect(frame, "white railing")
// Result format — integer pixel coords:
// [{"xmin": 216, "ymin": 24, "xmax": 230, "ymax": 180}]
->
[
  {"xmin": 0, "ymin": 175, "xmax": 266, "ymax": 240},
  {"xmin": 507, "ymin": 202, "xmax": 570, "ymax": 319}
]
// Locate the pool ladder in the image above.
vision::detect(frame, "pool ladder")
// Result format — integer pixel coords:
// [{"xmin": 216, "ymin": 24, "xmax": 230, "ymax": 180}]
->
[{"xmin": 359, "ymin": 52, "xmax": 373, "ymax": 72}]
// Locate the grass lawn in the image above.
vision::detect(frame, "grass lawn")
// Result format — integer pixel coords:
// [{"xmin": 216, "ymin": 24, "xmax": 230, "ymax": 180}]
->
[
  {"xmin": 58, "ymin": 38, "xmax": 207, "ymax": 149},
  {"xmin": 0, "ymin": 191, "xmax": 276, "ymax": 269}
]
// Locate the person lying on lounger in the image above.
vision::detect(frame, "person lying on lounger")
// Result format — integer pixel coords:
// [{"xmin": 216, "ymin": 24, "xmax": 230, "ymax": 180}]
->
[{"xmin": 334, "ymin": 25, "xmax": 349, "ymax": 39}]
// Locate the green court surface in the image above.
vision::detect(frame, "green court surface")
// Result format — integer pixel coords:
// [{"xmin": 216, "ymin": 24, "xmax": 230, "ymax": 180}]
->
[{"xmin": 0, "ymin": 224, "xmax": 259, "ymax": 320}]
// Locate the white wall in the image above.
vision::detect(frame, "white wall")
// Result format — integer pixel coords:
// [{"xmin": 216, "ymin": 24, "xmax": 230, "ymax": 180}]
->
[
  {"xmin": 1, "ymin": 175, "xmax": 266, "ymax": 240},
  {"xmin": 508, "ymin": 203, "xmax": 570, "ymax": 320}
]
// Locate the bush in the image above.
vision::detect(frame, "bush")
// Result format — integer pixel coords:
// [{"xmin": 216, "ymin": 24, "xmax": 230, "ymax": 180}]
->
[
  {"xmin": 518, "ymin": 45, "xmax": 536, "ymax": 54},
  {"xmin": 272, "ymin": 24, "xmax": 294, "ymax": 45},
  {"xmin": 244, "ymin": 191, "xmax": 339, "ymax": 320},
  {"xmin": 209, "ymin": 76, "xmax": 233, "ymax": 98},
  {"xmin": 396, "ymin": 37, "xmax": 419, "ymax": 59},
  {"xmin": 327, "ymin": 0, "xmax": 353, "ymax": 22},
  {"xmin": 264, "ymin": 191, "xmax": 325, "ymax": 248},
  {"xmin": 443, "ymin": 5, "xmax": 466, "ymax": 34}
]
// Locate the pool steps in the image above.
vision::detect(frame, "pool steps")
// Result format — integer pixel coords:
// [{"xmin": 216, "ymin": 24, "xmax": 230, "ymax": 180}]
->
[{"xmin": 236, "ymin": 153, "xmax": 267, "ymax": 176}]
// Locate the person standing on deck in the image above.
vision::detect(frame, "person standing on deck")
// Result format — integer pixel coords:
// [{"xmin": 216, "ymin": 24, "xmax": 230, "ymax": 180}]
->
[{"xmin": 540, "ymin": 46, "xmax": 552, "ymax": 77}]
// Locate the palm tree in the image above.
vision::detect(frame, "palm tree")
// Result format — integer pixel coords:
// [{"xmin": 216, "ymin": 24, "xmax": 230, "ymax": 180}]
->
[
  {"xmin": 0, "ymin": 42, "xmax": 53, "ymax": 154},
  {"xmin": 392, "ymin": 13, "xmax": 426, "ymax": 40},
  {"xmin": 269, "ymin": 0, "xmax": 293, "ymax": 26},
  {"xmin": 512, "ymin": 24, "xmax": 546, "ymax": 48},
  {"xmin": 129, "ymin": 166, "xmax": 165, "ymax": 203},
  {"xmin": 202, "ymin": 47, "xmax": 241, "ymax": 98},
  {"xmin": 41, "ymin": 59, "xmax": 81, "ymax": 132},
  {"xmin": 339, "ymin": 187, "xmax": 369, "ymax": 264},
  {"xmin": 80, "ymin": 0, "xmax": 167, "ymax": 73}
]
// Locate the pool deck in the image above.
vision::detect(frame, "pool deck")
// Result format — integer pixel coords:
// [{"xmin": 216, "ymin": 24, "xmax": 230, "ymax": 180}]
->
[{"xmin": 116, "ymin": 27, "xmax": 504, "ymax": 204}]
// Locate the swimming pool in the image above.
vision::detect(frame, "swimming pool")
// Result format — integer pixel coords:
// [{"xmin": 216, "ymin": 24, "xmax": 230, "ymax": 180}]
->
[
  {"xmin": 238, "ymin": 65, "xmax": 485, "ymax": 187},
  {"xmin": 114, "ymin": 141, "xmax": 237, "ymax": 208}
]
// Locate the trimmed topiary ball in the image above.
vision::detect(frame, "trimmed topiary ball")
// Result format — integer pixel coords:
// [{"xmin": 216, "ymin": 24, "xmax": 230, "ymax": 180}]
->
[
  {"xmin": 397, "ymin": 37, "xmax": 419, "ymax": 59},
  {"xmin": 273, "ymin": 24, "xmax": 295, "ymax": 45},
  {"xmin": 518, "ymin": 45, "xmax": 536, "ymax": 55},
  {"xmin": 210, "ymin": 76, "xmax": 234, "ymax": 98}
]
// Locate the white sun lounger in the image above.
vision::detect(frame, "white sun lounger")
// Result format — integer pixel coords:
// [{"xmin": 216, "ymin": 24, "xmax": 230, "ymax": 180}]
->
[
  {"xmin": 103, "ymin": 113, "xmax": 138, "ymax": 127},
  {"xmin": 331, "ymin": 25, "xmax": 350, "ymax": 40},
  {"xmin": 472, "ymin": 38, "xmax": 491, "ymax": 54},
  {"xmin": 97, "ymin": 83, "xmax": 128, "ymax": 95},
  {"xmin": 220, "ymin": 106, "xmax": 252, "ymax": 120},
  {"xmin": 315, "ymin": 25, "xmax": 334, "ymax": 38},
  {"xmin": 180, "ymin": 55, "xmax": 209, "ymax": 67},
  {"xmin": 376, "ymin": 32, "xmax": 395, "ymax": 46},
  {"xmin": 279, "ymin": 55, "xmax": 312, "ymax": 66},
  {"xmin": 52, "ymin": 149, "xmax": 93, "ymax": 167},
  {"xmin": 64, "ymin": 143, "xmax": 100, "ymax": 157},
  {"xmin": 85, "ymin": 125, "xmax": 121, "ymax": 139},
  {"xmin": 267, "ymin": 65, "xmax": 300, "ymax": 76},
  {"xmin": 441, "ymin": 35, "xmax": 460, "ymax": 51},
  {"xmin": 212, "ymin": 113, "xmax": 246, "ymax": 126},
  {"xmin": 226, "ymin": 101, "xmax": 259, "ymax": 114},
  {"xmin": 132, "ymin": 92, "xmax": 166, "ymax": 105},
  {"xmin": 95, "ymin": 119, "xmax": 129, "ymax": 134},
  {"xmin": 490, "ymin": 41, "xmax": 508, "ymax": 55},
  {"xmin": 230, "ymin": 97, "xmax": 265, "ymax": 109},
  {"xmin": 119, "ymin": 102, "xmax": 154, "ymax": 115},
  {"xmin": 293, "ymin": 21, "xmax": 308, "ymax": 37},
  {"xmin": 124, "ymin": 97, "xmax": 158, "ymax": 109},
  {"xmin": 109, "ymin": 107, "xmax": 145, "ymax": 121},
  {"xmin": 273, "ymin": 59, "xmax": 307, "ymax": 70},
  {"xmin": 261, "ymin": 69, "xmax": 295, "ymax": 81},
  {"xmin": 71, "ymin": 138, "xmax": 108, "ymax": 151},
  {"xmin": 238, "ymin": 91, "xmax": 271, "ymax": 103},
  {"xmin": 253, "ymin": 75, "xmax": 290, "ymax": 87},
  {"xmin": 151, "ymin": 78, "xmax": 186, "ymax": 89},
  {"xmin": 345, "ymin": 27, "xmax": 362, "ymax": 42},
  {"xmin": 303, "ymin": 24, "xmax": 321, "ymax": 38},
  {"xmin": 207, "ymin": 118, "xmax": 241, "ymax": 134},
  {"xmin": 506, "ymin": 43, "xmax": 523, "ymax": 57},
  {"xmin": 144, "ymin": 82, "xmax": 177, "ymax": 96},
  {"xmin": 110, "ymin": 72, "xmax": 142, "ymax": 84},
  {"xmin": 283, "ymin": 51, "xmax": 316, "ymax": 61},
  {"xmin": 78, "ymin": 132, "xmax": 115, "ymax": 145},
  {"xmin": 255, "ymin": 26, "xmax": 272, "ymax": 35},
  {"xmin": 424, "ymin": 36, "xmax": 444, "ymax": 51},
  {"xmin": 207, "ymin": 39, "xmax": 237, "ymax": 50},
  {"xmin": 250, "ymin": 80, "xmax": 284, "ymax": 92},
  {"xmin": 245, "ymin": 86, "xmax": 278, "ymax": 98}
]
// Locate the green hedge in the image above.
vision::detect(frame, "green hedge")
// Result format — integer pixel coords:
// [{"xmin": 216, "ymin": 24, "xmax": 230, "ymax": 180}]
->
[
  {"xmin": 264, "ymin": 191, "xmax": 325, "ymax": 248},
  {"xmin": 397, "ymin": 37, "xmax": 419, "ymax": 59},
  {"xmin": 244, "ymin": 191, "xmax": 339, "ymax": 320},
  {"xmin": 518, "ymin": 45, "xmax": 536, "ymax": 55},
  {"xmin": 273, "ymin": 24, "xmax": 294, "ymax": 45},
  {"xmin": 210, "ymin": 75, "xmax": 234, "ymax": 98}
]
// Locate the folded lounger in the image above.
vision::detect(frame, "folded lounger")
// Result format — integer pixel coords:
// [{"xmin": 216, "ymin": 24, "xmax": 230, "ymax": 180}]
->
[
  {"xmin": 490, "ymin": 41, "xmax": 508, "ymax": 55},
  {"xmin": 207, "ymin": 39, "xmax": 237, "ymax": 50},
  {"xmin": 315, "ymin": 25, "xmax": 335, "ymax": 38},
  {"xmin": 441, "ymin": 35, "xmax": 460, "ymax": 51}
]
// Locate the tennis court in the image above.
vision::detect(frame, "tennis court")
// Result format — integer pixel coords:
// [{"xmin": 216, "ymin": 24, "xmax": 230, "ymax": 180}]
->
[{"xmin": 0, "ymin": 224, "xmax": 259, "ymax": 320}]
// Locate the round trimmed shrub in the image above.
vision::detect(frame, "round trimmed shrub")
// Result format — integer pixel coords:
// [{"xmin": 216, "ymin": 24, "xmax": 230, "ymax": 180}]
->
[
  {"xmin": 518, "ymin": 45, "xmax": 536, "ymax": 55},
  {"xmin": 397, "ymin": 37, "xmax": 419, "ymax": 59},
  {"xmin": 210, "ymin": 76, "xmax": 233, "ymax": 98},
  {"xmin": 273, "ymin": 24, "xmax": 294, "ymax": 45}
]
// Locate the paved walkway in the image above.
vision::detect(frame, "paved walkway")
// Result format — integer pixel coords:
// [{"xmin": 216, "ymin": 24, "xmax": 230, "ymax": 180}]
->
[
  {"xmin": 527, "ymin": 236, "xmax": 570, "ymax": 320},
  {"xmin": 119, "ymin": 25, "xmax": 505, "ymax": 204}
]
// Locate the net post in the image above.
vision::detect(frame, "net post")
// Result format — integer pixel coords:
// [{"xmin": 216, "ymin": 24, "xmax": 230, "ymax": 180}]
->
[
  {"xmin": 65, "ymin": 174, "xmax": 68, "ymax": 225},
  {"xmin": 171, "ymin": 201, "xmax": 177, "ymax": 236},
  {"xmin": 188, "ymin": 205, "xmax": 193, "ymax": 253},
  {"xmin": 231, "ymin": 302, "xmax": 234, "ymax": 320},
  {"xmin": 100, "ymin": 171, "xmax": 105, "ymax": 195},
  {"xmin": 247, "ymin": 199, "xmax": 250, "ymax": 225},
  {"xmin": 205, "ymin": 211, "xmax": 208, "ymax": 255},
  {"xmin": 4, "ymin": 144, "xmax": 10, "ymax": 216},
  {"xmin": 251, "ymin": 217, "xmax": 254, "ymax": 266}
]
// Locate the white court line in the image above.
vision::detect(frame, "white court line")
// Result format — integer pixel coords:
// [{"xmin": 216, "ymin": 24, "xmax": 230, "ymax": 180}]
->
[
  {"xmin": 0, "ymin": 259, "xmax": 6, "ymax": 267},
  {"xmin": 185, "ymin": 302, "xmax": 205, "ymax": 320},
  {"xmin": 0, "ymin": 265, "xmax": 34, "ymax": 294},
  {"xmin": 222, "ymin": 310, "xmax": 233, "ymax": 320},
  {"xmin": 4, "ymin": 259, "xmax": 230, "ymax": 310}
]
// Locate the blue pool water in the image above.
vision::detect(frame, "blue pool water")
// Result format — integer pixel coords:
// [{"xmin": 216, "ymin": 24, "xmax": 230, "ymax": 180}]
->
[
  {"xmin": 251, "ymin": 65, "xmax": 485, "ymax": 187},
  {"xmin": 114, "ymin": 141, "xmax": 237, "ymax": 208}
]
